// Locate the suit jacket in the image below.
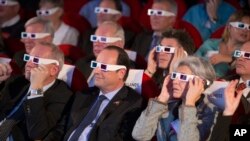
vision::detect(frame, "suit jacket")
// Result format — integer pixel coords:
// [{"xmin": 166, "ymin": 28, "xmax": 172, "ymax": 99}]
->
[
  {"xmin": 131, "ymin": 31, "xmax": 153, "ymax": 57},
  {"xmin": 44, "ymin": 85, "xmax": 144, "ymax": 141},
  {"xmin": 0, "ymin": 75, "xmax": 74, "ymax": 140}
]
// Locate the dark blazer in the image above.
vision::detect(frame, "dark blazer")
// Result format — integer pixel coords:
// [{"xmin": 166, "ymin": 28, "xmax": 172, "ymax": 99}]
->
[
  {"xmin": 44, "ymin": 85, "xmax": 144, "ymax": 141},
  {"xmin": 75, "ymin": 54, "xmax": 95, "ymax": 79},
  {"xmin": 0, "ymin": 75, "xmax": 73, "ymax": 140},
  {"xmin": 1, "ymin": 19, "xmax": 25, "ymax": 39},
  {"xmin": 131, "ymin": 31, "xmax": 153, "ymax": 58},
  {"xmin": 209, "ymin": 74, "xmax": 250, "ymax": 141}
]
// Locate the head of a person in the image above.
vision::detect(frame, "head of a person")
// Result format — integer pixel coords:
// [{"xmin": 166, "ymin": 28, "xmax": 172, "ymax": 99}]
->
[
  {"xmin": 24, "ymin": 42, "xmax": 64, "ymax": 82},
  {"xmin": 149, "ymin": 0, "xmax": 177, "ymax": 33},
  {"xmin": 21, "ymin": 17, "xmax": 54, "ymax": 54},
  {"xmin": 235, "ymin": 41, "xmax": 250, "ymax": 81},
  {"xmin": 93, "ymin": 45, "xmax": 130, "ymax": 93},
  {"xmin": 0, "ymin": 0, "xmax": 20, "ymax": 22},
  {"xmin": 222, "ymin": 10, "xmax": 250, "ymax": 44},
  {"xmin": 92, "ymin": 21, "xmax": 125, "ymax": 57},
  {"xmin": 38, "ymin": 0, "xmax": 64, "ymax": 22},
  {"xmin": 156, "ymin": 29, "xmax": 195, "ymax": 69},
  {"xmin": 96, "ymin": 0, "xmax": 122, "ymax": 26},
  {"xmin": 170, "ymin": 56, "xmax": 216, "ymax": 99}
]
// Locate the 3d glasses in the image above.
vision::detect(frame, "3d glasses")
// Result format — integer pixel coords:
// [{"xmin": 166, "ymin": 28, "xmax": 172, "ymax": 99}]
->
[
  {"xmin": 230, "ymin": 22, "xmax": 250, "ymax": 30},
  {"xmin": 171, "ymin": 72, "xmax": 210, "ymax": 85},
  {"xmin": 155, "ymin": 45, "xmax": 175, "ymax": 53},
  {"xmin": 234, "ymin": 50, "xmax": 250, "ymax": 59},
  {"xmin": 0, "ymin": 0, "xmax": 18, "ymax": 6},
  {"xmin": 147, "ymin": 9, "xmax": 175, "ymax": 17},
  {"xmin": 90, "ymin": 61, "xmax": 126, "ymax": 71},
  {"xmin": 23, "ymin": 54, "xmax": 59, "ymax": 65},
  {"xmin": 21, "ymin": 32, "xmax": 50, "ymax": 39},
  {"xmin": 36, "ymin": 7, "xmax": 59, "ymax": 16},
  {"xmin": 94, "ymin": 7, "xmax": 121, "ymax": 15},
  {"xmin": 90, "ymin": 35, "xmax": 121, "ymax": 43}
]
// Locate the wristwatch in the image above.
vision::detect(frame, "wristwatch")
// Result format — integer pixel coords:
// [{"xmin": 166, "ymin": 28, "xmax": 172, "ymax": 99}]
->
[{"xmin": 30, "ymin": 88, "xmax": 43, "ymax": 95}]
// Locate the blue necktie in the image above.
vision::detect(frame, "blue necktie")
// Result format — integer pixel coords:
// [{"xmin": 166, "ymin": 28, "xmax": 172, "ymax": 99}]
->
[{"xmin": 69, "ymin": 95, "xmax": 107, "ymax": 141}]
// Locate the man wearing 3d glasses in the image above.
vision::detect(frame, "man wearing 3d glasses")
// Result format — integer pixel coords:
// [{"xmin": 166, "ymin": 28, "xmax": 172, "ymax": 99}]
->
[
  {"xmin": 13, "ymin": 16, "xmax": 54, "ymax": 70},
  {"xmin": 210, "ymin": 41, "xmax": 250, "ymax": 141},
  {"xmin": 0, "ymin": 0, "xmax": 25, "ymax": 39},
  {"xmin": 0, "ymin": 42, "xmax": 73, "ymax": 141},
  {"xmin": 131, "ymin": 0, "xmax": 177, "ymax": 60},
  {"xmin": 44, "ymin": 46, "xmax": 144, "ymax": 141}
]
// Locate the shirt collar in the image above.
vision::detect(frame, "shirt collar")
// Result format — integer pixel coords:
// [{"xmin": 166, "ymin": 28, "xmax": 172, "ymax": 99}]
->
[
  {"xmin": 239, "ymin": 78, "xmax": 250, "ymax": 98},
  {"xmin": 99, "ymin": 86, "xmax": 123, "ymax": 101},
  {"xmin": 1, "ymin": 15, "xmax": 20, "ymax": 28},
  {"xmin": 29, "ymin": 80, "xmax": 56, "ymax": 92}
]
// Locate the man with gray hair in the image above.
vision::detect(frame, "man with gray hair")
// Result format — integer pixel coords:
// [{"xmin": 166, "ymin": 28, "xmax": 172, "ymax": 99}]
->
[
  {"xmin": 0, "ymin": 42, "xmax": 73, "ymax": 141},
  {"xmin": 13, "ymin": 16, "xmax": 54, "ymax": 69},
  {"xmin": 131, "ymin": 0, "xmax": 177, "ymax": 59}
]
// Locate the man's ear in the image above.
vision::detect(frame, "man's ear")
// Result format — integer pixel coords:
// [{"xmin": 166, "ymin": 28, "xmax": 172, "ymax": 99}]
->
[
  {"xmin": 118, "ymin": 69, "xmax": 126, "ymax": 80},
  {"xmin": 114, "ymin": 13, "xmax": 122, "ymax": 21},
  {"xmin": 50, "ymin": 65, "xmax": 60, "ymax": 76}
]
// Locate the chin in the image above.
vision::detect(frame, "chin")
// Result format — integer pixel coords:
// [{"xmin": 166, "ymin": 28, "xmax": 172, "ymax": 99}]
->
[{"xmin": 172, "ymin": 92, "xmax": 182, "ymax": 99}]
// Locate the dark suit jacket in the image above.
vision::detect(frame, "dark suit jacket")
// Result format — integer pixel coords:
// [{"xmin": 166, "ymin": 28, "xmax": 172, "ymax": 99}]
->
[
  {"xmin": 13, "ymin": 50, "xmax": 26, "ymax": 71},
  {"xmin": 1, "ymin": 19, "xmax": 25, "ymax": 39},
  {"xmin": 44, "ymin": 85, "xmax": 144, "ymax": 141},
  {"xmin": 209, "ymin": 74, "xmax": 250, "ymax": 141},
  {"xmin": 0, "ymin": 75, "xmax": 74, "ymax": 140},
  {"xmin": 131, "ymin": 31, "xmax": 153, "ymax": 58}
]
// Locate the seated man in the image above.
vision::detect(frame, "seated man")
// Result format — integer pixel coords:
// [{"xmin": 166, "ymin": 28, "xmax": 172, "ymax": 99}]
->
[
  {"xmin": 44, "ymin": 46, "xmax": 144, "ymax": 141},
  {"xmin": 0, "ymin": 42, "xmax": 73, "ymax": 140}
]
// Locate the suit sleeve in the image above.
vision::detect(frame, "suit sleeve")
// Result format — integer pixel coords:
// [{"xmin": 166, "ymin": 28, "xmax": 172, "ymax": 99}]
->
[{"xmin": 24, "ymin": 86, "xmax": 73, "ymax": 140}]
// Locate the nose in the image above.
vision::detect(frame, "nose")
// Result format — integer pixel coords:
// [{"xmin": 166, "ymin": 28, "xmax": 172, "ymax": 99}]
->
[{"xmin": 93, "ymin": 67, "xmax": 102, "ymax": 74}]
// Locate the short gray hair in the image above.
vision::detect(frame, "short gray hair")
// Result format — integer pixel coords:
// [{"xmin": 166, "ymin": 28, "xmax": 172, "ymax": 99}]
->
[
  {"xmin": 37, "ymin": 42, "xmax": 64, "ymax": 71},
  {"xmin": 173, "ymin": 56, "xmax": 216, "ymax": 88},
  {"xmin": 25, "ymin": 17, "xmax": 55, "ymax": 38},
  {"xmin": 154, "ymin": 0, "xmax": 177, "ymax": 15},
  {"xmin": 101, "ymin": 21, "xmax": 125, "ymax": 43}
]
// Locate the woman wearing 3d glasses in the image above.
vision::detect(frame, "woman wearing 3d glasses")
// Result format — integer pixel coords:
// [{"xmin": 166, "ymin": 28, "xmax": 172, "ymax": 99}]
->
[
  {"xmin": 195, "ymin": 10, "xmax": 250, "ymax": 78},
  {"xmin": 132, "ymin": 56, "xmax": 219, "ymax": 141}
]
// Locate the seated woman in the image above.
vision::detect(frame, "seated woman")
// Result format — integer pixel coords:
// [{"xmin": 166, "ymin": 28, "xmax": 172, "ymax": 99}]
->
[
  {"xmin": 37, "ymin": 0, "xmax": 79, "ymax": 46},
  {"xmin": 132, "ymin": 56, "xmax": 219, "ymax": 141},
  {"xmin": 195, "ymin": 10, "xmax": 250, "ymax": 78}
]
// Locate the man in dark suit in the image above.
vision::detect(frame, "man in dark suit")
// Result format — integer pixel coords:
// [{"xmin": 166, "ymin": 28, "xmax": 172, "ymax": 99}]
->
[
  {"xmin": 210, "ymin": 41, "xmax": 250, "ymax": 141},
  {"xmin": 131, "ymin": 0, "xmax": 177, "ymax": 59},
  {"xmin": 0, "ymin": 42, "xmax": 73, "ymax": 140},
  {"xmin": 45, "ymin": 46, "xmax": 144, "ymax": 141}
]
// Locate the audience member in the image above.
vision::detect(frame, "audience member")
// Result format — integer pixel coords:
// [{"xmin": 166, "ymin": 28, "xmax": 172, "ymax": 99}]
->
[
  {"xmin": 14, "ymin": 17, "xmax": 54, "ymax": 70},
  {"xmin": 0, "ymin": 0, "xmax": 24, "ymax": 39},
  {"xmin": 145, "ymin": 29, "xmax": 195, "ymax": 88},
  {"xmin": 0, "ymin": 42, "xmax": 73, "ymax": 140},
  {"xmin": 44, "ymin": 46, "xmax": 144, "ymax": 141},
  {"xmin": 79, "ymin": 0, "xmax": 130, "ymax": 28},
  {"xmin": 183, "ymin": 0, "xmax": 236, "ymax": 41},
  {"xmin": 132, "ymin": 56, "xmax": 219, "ymax": 141},
  {"xmin": 80, "ymin": 0, "xmax": 134, "ymax": 53},
  {"xmin": 195, "ymin": 10, "xmax": 250, "ymax": 78},
  {"xmin": 37, "ymin": 0, "xmax": 79, "ymax": 46},
  {"xmin": 131, "ymin": 0, "xmax": 178, "ymax": 59},
  {"xmin": 210, "ymin": 41, "xmax": 250, "ymax": 141}
]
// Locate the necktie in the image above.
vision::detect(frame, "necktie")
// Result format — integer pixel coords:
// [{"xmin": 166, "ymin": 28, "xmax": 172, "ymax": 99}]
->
[
  {"xmin": 232, "ymin": 82, "xmax": 246, "ymax": 124},
  {"xmin": 146, "ymin": 35, "xmax": 161, "ymax": 60},
  {"xmin": 69, "ymin": 95, "xmax": 107, "ymax": 141}
]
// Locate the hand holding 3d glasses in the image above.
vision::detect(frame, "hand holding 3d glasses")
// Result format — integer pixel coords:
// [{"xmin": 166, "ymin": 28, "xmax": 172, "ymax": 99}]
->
[
  {"xmin": 157, "ymin": 75, "xmax": 172, "ymax": 104},
  {"xmin": 145, "ymin": 47, "xmax": 157, "ymax": 77},
  {"xmin": 30, "ymin": 64, "xmax": 51, "ymax": 90},
  {"xmin": 223, "ymin": 80, "xmax": 243, "ymax": 116},
  {"xmin": 0, "ymin": 63, "xmax": 12, "ymax": 83}
]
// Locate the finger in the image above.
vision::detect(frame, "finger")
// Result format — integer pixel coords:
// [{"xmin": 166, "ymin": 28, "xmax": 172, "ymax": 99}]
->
[
  {"xmin": 163, "ymin": 75, "xmax": 171, "ymax": 86},
  {"xmin": 5, "ymin": 63, "xmax": 12, "ymax": 74}
]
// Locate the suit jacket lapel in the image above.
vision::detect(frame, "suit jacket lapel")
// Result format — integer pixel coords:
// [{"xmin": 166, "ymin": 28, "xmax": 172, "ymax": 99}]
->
[{"xmin": 94, "ymin": 86, "xmax": 128, "ymax": 128}]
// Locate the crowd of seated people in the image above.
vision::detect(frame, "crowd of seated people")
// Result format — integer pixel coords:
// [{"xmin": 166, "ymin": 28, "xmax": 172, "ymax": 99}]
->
[{"xmin": 0, "ymin": 0, "xmax": 249, "ymax": 141}]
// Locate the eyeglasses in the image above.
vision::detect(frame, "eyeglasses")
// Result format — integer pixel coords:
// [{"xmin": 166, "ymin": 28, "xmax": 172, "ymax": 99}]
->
[
  {"xmin": 230, "ymin": 22, "xmax": 250, "ymax": 30},
  {"xmin": 0, "ymin": 0, "xmax": 18, "ymax": 6},
  {"xmin": 36, "ymin": 7, "xmax": 59, "ymax": 16},
  {"xmin": 171, "ymin": 72, "xmax": 210, "ymax": 85},
  {"xmin": 147, "ymin": 9, "xmax": 175, "ymax": 17},
  {"xmin": 90, "ymin": 35, "xmax": 121, "ymax": 43},
  {"xmin": 23, "ymin": 54, "xmax": 59, "ymax": 65},
  {"xmin": 94, "ymin": 7, "xmax": 121, "ymax": 15},
  {"xmin": 21, "ymin": 32, "xmax": 50, "ymax": 39},
  {"xmin": 234, "ymin": 50, "xmax": 250, "ymax": 59},
  {"xmin": 90, "ymin": 61, "xmax": 126, "ymax": 71},
  {"xmin": 155, "ymin": 45, "xmax": 175, "ymax": 53}
]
